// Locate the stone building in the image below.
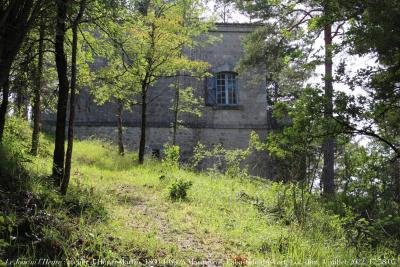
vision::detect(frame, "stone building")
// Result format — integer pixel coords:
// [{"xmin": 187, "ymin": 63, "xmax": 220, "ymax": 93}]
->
[{"xmin": 43, "ymin": 23, "xmax": 274, "ymax": 177}]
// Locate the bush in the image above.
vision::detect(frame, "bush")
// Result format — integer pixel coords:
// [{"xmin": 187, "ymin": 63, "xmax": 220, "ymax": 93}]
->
[
  {"xmin": 169, "ymin": 179, "xmax": 193, "ymax": 201},
  {"xmin": 0, "ymin": 117, "xmax": 32, "ymax": 188},
  {"xmin": 192, "ymin": 142, "xmax": 250, "ymax": 178},
  {"xmin": 162, "ymin": 144, "xmax": 180, "ymax": 168},
  {"xmin": 224, "ymin": 149, "xmax": 249, "ymax": 179}
]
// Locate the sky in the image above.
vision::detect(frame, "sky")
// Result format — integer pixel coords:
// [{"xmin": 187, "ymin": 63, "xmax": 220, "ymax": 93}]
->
[{"xmin": 204, "ymin": 1, "xmax": 249, "ymax": 23}]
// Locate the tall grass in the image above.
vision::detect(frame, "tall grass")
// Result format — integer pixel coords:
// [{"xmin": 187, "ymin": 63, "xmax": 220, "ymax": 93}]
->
[{"xmin": 0, "ymin": 118, "xmax": 397, "ymax": 266}]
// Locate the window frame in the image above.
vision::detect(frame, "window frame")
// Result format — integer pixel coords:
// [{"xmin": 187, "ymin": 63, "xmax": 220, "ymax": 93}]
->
[{"xmin": 214, "ymin": 71, "xmax": 239, "ymax": 106}]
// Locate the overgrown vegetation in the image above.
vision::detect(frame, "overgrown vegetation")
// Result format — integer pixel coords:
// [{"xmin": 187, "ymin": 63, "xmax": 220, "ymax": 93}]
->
[
  {"xmin": 1, "ymin": 118, "xmax": 398, "ymax": 266},
  {"xmin": 1, "ymin": 0, "xmax": 400, "ymax": 264},
  {"xmin": 169, "ymin": 179, "xmax": 193, "ymax": 201}
]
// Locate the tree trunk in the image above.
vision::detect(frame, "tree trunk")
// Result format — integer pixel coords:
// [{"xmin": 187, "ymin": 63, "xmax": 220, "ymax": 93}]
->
[
  {"xmin": 31, "ymin": 18, "xmax": 45, "ymax": 156},
  {"xmin": 138, "ymin": 0, "xmax": 150, "ymax": 15},
  {"xmin": 138, "ymin": 83, "xmax": 147, "ymax": 164},
  {"xmin": 61, "ymin": 0, "xmax": 86, "ymax": 195},
  {"xmin": 16, "ymin": 86, "xmax": 24, "ymax": 118},
  {"xmin": 321, "ymin": 20, "xmax": 335, "ymax": 196},
  {"xmin": 52, "ymin": 0, "xmax": 70, "ymax": 186},
  {"xmin": 15, "ymin": 50, "xmax": 30, "ymax": 119},
  {"xmin": 0, "ymin": 77, "xmax": 10, "ymax": 143},
  {"xmin": 172, "ymin": 78, "xmax": 180, "ymax": 146},
  {"xmin": 117, "ymin": 100, "xmax": 125, "ymax": 156},
  {"xmin": 137, "ymin": 0, "xmax": 151, "ymax": 164},
  {"xmin": 0, "ymin": 1, "xmax": 36, "ymax": 91},
  {"xmin": 21, "ymin": 48, "xmax": 30, "ymax": 119},
  {"xmin": 298, "ymin": 154, "xmax": 307, "ymax": 182},
  {"xmin": 394, "ymin": 159, "xmax": 400, "ymax": 203}
]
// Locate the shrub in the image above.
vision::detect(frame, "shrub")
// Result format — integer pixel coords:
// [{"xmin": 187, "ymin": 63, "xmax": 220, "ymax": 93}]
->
[
  {"xmin": 192, "ymin": 142, "xmax": 206, "ymax": 168},
  {"xmin": 0, "ymin": 117, "xmax": 32, "ymax": 188},
  {"xmin": 224, "ymin": 149, "xmax": 249, "ymax": 179},
  {"xmin": 162, "ymin": 144, "xmax": 180, "ymax": 168},
  {"xmin": 169, "ymin": 179, "xmax": 193, "ymax": 201},
  {"xmin": 192, "ymin": 142, "xmax": 250, "ymax": 178}
]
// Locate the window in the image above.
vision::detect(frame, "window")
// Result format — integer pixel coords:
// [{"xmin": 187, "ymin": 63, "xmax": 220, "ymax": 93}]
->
[{"xmin": 205, "ymin": 72, "xmax": 238, "ymax": 106}]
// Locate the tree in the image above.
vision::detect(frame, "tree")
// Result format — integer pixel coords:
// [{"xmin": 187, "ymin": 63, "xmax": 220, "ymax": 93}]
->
[
  {"xmin": 4, "ymin": 6, "xmax": 57, "ymax": 155},
  {"xmin": 264, "ymin": 87, "xmax": 325, "ymax": 185},
  {"xmin": 13, "ymin": 43, "xmax": 32, "ymax": 119},
  {"xmin": 213, "ymin": 0, "xmax": 235, "ymax": 23},
  {"xmin": 237, "ymin": 23, "xmax": 313, "ymax": 107},
  {"xmin": 89, "ymin": 0, "xmax": 149, "ymax": 157},
  {"xmin": 55, "ymin": 0, "xmax": 119, "ymax": 193},
  {"xmin": 89, "ymin": 18, "xmax": 141, "ymax": 156},
  {"xmin": 226, "ymin": 0, "xmax": 355, "ymax": 195},
  {"xmin": 0, "ymin": 77, "xmax": 10, "ymax": 143},
  {"xmin": 321, "ymin": 0, "xmax": 336, "ymax": 196},
  {"xmin": 138, "ymin": 0, "xmax": 209, "ymax": 164},
  {"xmin": 52, "ymin": 0, "xmax": 70, "ymax": 185},
  {"xmin": 94, "ymin": 0, "xmax": 210, "ymax": 164},
  {"xmin": 334, "ymin": 0, "xmax": 400, "ymax": 158},
  {"xmin": 170, "ymin": 81, "xmax": 202, "ymax": 145},
  {"xmin": 91, "ymin": 53, "xmax": 139, "ymax": 156},
  {"xmin": 0, "ymin": 0, "xmax": 44, "ymax": 142},
  {"xmin": 73, "ymin": 0, "xmax": 138, "ymax": 157},
  {"xmin": 61, "ymin": 0, "xmax": 88, "ymax": 195},
  {"xmin": 169, "ymin": 0, "xmax": 211, "ymax": 145},
  {"xmin": 31, "ymin": 16, "xmax": 46, "ymax": 156}
]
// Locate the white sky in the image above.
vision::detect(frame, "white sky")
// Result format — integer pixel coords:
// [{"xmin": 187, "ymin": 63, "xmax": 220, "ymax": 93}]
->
[{"xmin": 204, "ymin": 1, "xmax": 249, "ymax": 23}]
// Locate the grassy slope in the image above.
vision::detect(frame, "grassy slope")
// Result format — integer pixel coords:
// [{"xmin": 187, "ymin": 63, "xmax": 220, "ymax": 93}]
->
[
  {"xmin": 0, "ymin": 122, "xmax": 393, "ymax": 266},
  {"xmin": 27, "ymin": 140, "xmax": 355, "ymax": 265}
]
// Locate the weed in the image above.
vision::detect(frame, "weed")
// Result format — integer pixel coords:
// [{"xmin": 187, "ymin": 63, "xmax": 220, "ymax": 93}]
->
[
  {"xmin": 162, "ymin": 143, "xmax": 180, "ymax": 168},
  {"xmin": 169, "ymin": 179, "xmax": 193, "ymax": 201},
  {"xmin": 0, "ymin": 118, "xmax": 396, "ymax": 264}
]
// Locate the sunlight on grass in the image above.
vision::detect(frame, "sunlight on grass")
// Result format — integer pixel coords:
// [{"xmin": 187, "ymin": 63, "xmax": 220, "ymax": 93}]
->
[{"xmin": 19, "ymin": 136, "xmax": 389, "ymax": 266}]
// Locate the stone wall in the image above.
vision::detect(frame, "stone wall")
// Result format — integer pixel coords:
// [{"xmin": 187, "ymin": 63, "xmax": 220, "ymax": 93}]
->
[{"xmin": 43, "ymin": 23, "xmax": 274, "ymax": 178}]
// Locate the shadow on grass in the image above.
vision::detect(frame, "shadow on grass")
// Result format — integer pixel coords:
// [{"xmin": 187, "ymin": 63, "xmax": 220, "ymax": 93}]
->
[
  {"xmin": 0, "ymin": 142, "xmax": 108, "ymax": 261},
  {"xmin": 0, "ymin": 118, "xmax": 160, "ymax": 263}
]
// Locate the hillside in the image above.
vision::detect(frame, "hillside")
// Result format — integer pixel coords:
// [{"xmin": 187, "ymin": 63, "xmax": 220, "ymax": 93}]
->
[{"xmin": 0, "ymin": 119, "xmax": 395, "ymax": 266}]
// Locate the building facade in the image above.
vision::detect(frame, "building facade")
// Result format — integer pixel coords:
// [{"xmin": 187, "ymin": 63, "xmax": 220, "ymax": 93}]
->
[{"xmin": 43, "ymin": 23, "xmax": 274, "ymax": 177}]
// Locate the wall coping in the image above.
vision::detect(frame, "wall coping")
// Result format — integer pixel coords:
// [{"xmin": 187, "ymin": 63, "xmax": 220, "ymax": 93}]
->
[
  {"xmin": 210, "ymin": 23, "xmax": 261, "ymax": 33},
  {"xmin": 42, "ymin": 120, "xmax": 269, "ymax": 130}
]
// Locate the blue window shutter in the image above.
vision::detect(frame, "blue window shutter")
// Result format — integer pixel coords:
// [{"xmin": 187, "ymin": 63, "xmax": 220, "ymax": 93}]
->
[{"xmin": 205, "ymin": 76, "xmax": 216, "ymax": 105}]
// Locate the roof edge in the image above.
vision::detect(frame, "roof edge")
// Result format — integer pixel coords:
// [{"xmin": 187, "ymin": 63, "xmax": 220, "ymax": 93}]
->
[{"xmin": 209, "ymin": 22, "xmax": 262, "ymax": 33}]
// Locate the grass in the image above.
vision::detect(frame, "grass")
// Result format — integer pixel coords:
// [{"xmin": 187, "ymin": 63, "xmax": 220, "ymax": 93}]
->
[{"xmin": 0, "ymin": 118, "xmax": 397, "ymax": 266}]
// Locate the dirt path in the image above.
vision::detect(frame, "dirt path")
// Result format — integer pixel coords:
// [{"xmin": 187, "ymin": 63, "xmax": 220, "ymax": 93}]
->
[{"xmin": 114, "ymin": 184, "xmax": 230, "ymax": 265}]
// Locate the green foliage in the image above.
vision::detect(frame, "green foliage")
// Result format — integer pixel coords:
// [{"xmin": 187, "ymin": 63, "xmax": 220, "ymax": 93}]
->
[
  {"xmin": 192, "ymin": 142, "xmax": 250, "ymax": 178},
  {"xmin": 192, "ymin": 141, "xmax": 206, "ymax": 168},
  {"xmin": 249, "ymin": 84, "xmax": 400, "ymax": 251},
  {"xmin": 91, "ymin": 0, "xmax": 212, "ymax": 111},
  {"xmin": 333, "ymin": 141, "xmax": 400, "ymax": 252},
  {"xmin": 170, "ymin": 85, "xmax": 202, "ymax": 120},
  {"xmin": 0, "ymin": 119, "xmax": 112, "ymax": 262},
  {"xmin": 0, "ymin": 214, "xmax": 15, "ymax": 258},
  {"xmin": 238, "ymin": 24, "xmax": 313, "ymax": 106},
  {"xmin": 248, "ymin": 130, "xmax": 268, "ymax": 152},
  {"xmin": 0, "ymin": 117, "xmax": 32, "ymax": 183},
  {"xmin": 224, "ymin": 149, "xmax": 250, "ymax": 179},
  {"xmin": 162, "ymin": 143, "xmax": 180, "ymax": 168},
  {"xmin": 1, "ymin": 122, "xmax": 397, "ymax": 262},
  {"xmin": 169, "ymin": 178, "xmax": 193, "ymax": 201},
  {"xmin": 63, "ymin": 183, "xmax": 108, "ymax": 223},
  {"xmin": 248, "ymin": 87, "xmax": 326, "ymax": 183}
]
